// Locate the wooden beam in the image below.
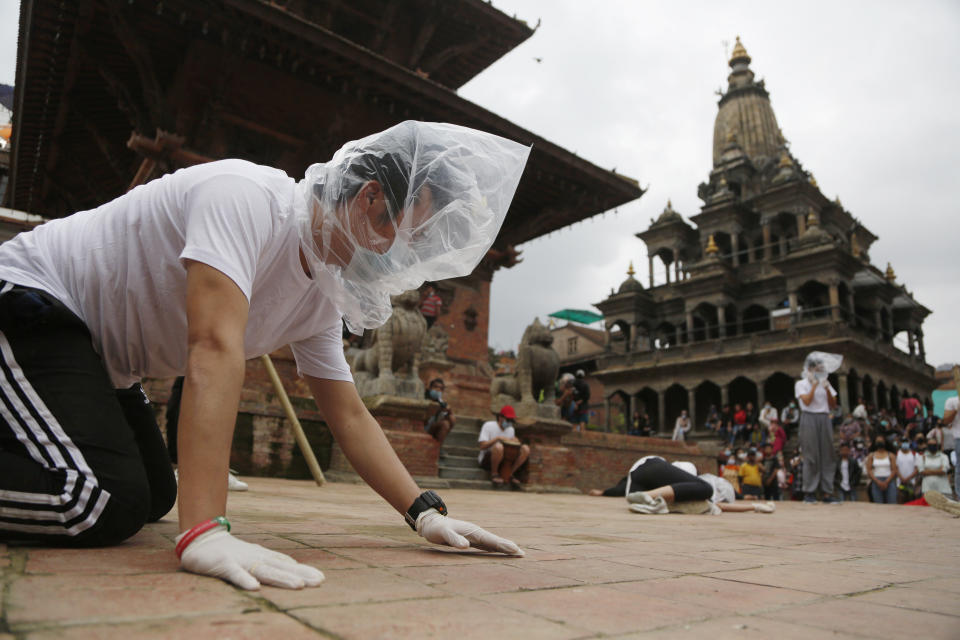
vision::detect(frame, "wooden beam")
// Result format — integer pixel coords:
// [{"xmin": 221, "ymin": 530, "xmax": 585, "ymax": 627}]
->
[
  {"xmin": 75, "ymin": 106, "xmax": 126, "ymax": 179},
  {"xmin": 407, "ymin": 19, "xmax": 438, "ymax": 68},
  {"xmin": 215, "ymin": 110, "xmax": 306, "ymax": 148}
]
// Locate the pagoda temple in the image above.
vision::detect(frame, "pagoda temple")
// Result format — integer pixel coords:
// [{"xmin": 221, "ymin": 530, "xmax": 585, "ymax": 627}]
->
[
  {"xmin": 593, "ymin": 37, "xmax": 934, "ymax": 433},
  {"xmin": 6, "ymin": 0, "xmax": 643, "ymax": 476}
]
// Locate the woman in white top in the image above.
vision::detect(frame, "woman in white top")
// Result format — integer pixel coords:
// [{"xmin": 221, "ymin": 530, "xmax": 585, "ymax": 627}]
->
[
  {"xmin": 794, "ymin": 353, "xmax": 840, "ymax": 503},
  {"xmin": 865, "ymin": 436, "xmax": 899, "ymax": 504}
]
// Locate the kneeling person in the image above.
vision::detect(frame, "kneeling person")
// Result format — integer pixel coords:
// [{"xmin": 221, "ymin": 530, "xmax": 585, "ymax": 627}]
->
[{"xmin": 478, "ymin": 406, "xmax": 530, "ymax": 486}]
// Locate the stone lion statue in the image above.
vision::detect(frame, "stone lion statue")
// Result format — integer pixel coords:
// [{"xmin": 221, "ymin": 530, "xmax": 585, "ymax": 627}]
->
[
  {"xmin": 352, "ymin": 289, "xmax": 427, "ymax": 398},
  {"xmin": 490, "ymin": 318, "xmax": 560, "ymax": 418}
]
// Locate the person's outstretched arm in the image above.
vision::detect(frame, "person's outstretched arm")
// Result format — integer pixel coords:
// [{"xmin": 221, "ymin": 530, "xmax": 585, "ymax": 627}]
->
[
  {"xmin": 308, "ymin": 377, "xmax": 523, "ymax": 555},
  {"xmin": 174, "ymin": 262, "xmax": 325, "ymax": 591}
]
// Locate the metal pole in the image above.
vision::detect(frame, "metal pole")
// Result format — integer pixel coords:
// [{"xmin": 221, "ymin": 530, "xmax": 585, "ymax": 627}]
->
[{"xmin": 260, "ymin": 354, "xmax": 326, "ymax": 486}]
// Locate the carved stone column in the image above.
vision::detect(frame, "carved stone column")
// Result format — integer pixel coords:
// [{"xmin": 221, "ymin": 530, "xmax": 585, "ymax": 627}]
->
[
  {"xmin": 829, "ymin": 283, "xmax": 841, "ymax": 322},
  {"xmin": 731, "ymin": 234, "xmax": 740, "ymax": 265},
  {"xmin": 762, "ymin": 224, "xmax": 772, "ymax": 261},
  {"xmin": 688, "ymin": 387, "xmax": 697, "ymax": 430},
  {"xmin": 673, "ymin": 248, "xmax": 681, "ymax": 281},
  {"xmin": 721, "ymin": 382, "xmax": 730, "ymax": 407},
  {"xmin": 657, "ymin": 388, "xmax": 666, "ymax": 434},
  {"xmin": 788, "ymin": 292, "xmax": 799, "ymax": 325},
  {"xmin": 718, "ymin": 305, "xmax": 727, "ymax": 338},
  {"xmin": 908, "ymin": 330, "xmax": 916, "ymax": 356},
  {"xmin": 756, "ymin": 381, "xmax": 765, "ymax": 412},
  {"xmin": 648, "ymin": 254, "xmax": 654, "ymax": 288},
  {"xmin": 629, "ymin": 394, "xmax": 637, "ymax": 428},
  {"xmin": 686, "ymin": 311, "xmax": 695, "ymax": 341},
  {"xmin": 838, "ymin": 373, "xmax": 850, "ymax": 415},
  {"xmin": 918, "ymin": 329, "xmax": 926, "ymax": 361}
]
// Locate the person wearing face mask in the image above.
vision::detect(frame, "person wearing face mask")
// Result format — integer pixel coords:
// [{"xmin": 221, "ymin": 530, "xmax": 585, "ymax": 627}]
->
[
  {"xmin": 478, "ymin": 406, "xmax": 530, "ymax": 486},
  {"xmin": 423, "ymin": 378, "xmax": 454, "ymax": 445},
  {"xmin": 795, "ymin": 353, "xmax": 842, "ymax": 504},
  {"xmin": 916, "ymin": 437, "xmax": 952, "ymax": 498},
  {"xmin": 865, "ymin": 437, "xmax": 899, "ymax": 504},
  {"xmin": 896, "ymin": 440, "xmax": 920, "ymax": 503},
  {"xmin": 0, "ymin": 121, "xmax": 530, "ymax": 590}
]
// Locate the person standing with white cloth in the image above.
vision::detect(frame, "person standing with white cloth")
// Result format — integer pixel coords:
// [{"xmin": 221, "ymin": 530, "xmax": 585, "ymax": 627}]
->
[{"xmin": 795, "ymin": 352, "xmax": 842, "ymax": 504}]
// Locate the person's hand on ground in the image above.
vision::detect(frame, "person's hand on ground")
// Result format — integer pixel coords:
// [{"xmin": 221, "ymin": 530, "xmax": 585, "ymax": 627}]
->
[
  {"xmin": 416, "ymin": 509, "xmax": 524, "ymax": 556},
  {"xmin": 177, "ymin": 525, "xmax": 325, "ymax": 590}
]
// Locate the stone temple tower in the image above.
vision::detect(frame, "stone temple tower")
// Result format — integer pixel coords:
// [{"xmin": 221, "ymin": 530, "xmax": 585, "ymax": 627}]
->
[{"xmin": 592, "ymin": 37, "xmax": 934, "ymax": 435}]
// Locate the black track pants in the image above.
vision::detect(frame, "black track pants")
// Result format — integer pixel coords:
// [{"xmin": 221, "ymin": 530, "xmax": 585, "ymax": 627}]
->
[{"xmin": 0, "ymin": 284, "xmax": 176, "ymax": 547}]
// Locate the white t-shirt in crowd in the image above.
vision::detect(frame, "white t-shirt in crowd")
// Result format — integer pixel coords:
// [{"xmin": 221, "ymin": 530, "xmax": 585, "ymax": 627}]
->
[
  {"xmin": 794, "ymin": 378, "xmax": 837, "ymax": 414},
  {"xmin": 896, "ymin": 450, "xmax": 919, "ymax": 481},
  {"xmin": 0, "ymin": 160, "xmax": 352, "ymax": 388},
  {"xmin": 838, "ymin": 458, "xmax": 851, "ymax": 491},
  {"xmin": 917, "ymin": 451, "xmax": 953, "ymax": 495},
  {"xmin": 852, "ymin": 403, "xmax": 868, "ymax": 420},
  {"xmin": 478, "ymin": 420, "xmax": 516, "ymax": 463},
  {"xmin": 945, "ymin": 397, "xmax": 960, "ymax": 440},
  {"xmin": 699, "ymin": 473, "xmax": 736, "ymax": 504}
]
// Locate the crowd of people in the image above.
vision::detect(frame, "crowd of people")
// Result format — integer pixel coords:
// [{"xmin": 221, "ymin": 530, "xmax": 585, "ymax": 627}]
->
[{"xmin": 706, "ymin": 392, "xmax": 959, "ymax": 504}]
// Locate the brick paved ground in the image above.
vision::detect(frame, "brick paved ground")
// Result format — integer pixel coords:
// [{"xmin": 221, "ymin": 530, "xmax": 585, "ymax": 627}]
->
[{"xmin": 2, "ymin": 477, "xmax": 958, "ymax": 639}]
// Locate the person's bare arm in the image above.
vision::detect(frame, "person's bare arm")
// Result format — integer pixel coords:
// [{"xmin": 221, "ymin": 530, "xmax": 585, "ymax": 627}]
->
[
  {"xmin": 306, "ymin": 377, "xmax": 420, "ymax": 514},
  {"xmin": 478, "ymin": 435, "xmax": 502, "ymax": 450},
  {"xmin": 827, "ymin": 386, "xmax": 838, "ymax": 410},
  {"xmin": 943, "ymin": 408, "xmax": 957, "ymax": 426},
  {"xmin": 177, "ymin": 261, "xmax": 249, "ymax": 532},
  {"xmin": 798, "ymin": 380, "xmax": 817, "ymax": 406}
]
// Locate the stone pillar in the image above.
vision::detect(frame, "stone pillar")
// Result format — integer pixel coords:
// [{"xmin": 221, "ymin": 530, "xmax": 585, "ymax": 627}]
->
[
  {"xmin": 718, "ymin": 305, "xmax": 727, "ymax": 338},
  {"xmin": 688, "ymin": 387, "xmax": 697, "ymax": 431},
  {"xmin": 745, "ymin": 237, "xmax": 755, "ymax": 264},
  {"xmin": 674, "ymin": 326, "xmax": 681, "ymax": 347},
  {"xmin": 673, "ymin": 249, "xmax": 681, "ymax": 281},
  {"xmin": 731, "ymin": 234, "xmax": 740, "ymax": 265},
  {"xmin": 873, "ymin": 310, "xmax": 883, "ymax": 339},
  {"xmin": 762, "ymin": 224, "xmax": 772, "ymax": 261},
  {"xmin": 908, "ymin": 330, "xmax": 916, "ymax": 356},
  {"xmin": 847, "ymin": 290, "xmax": 856, "ymax": 325},
  {"xmin": 797, "ymin": 212, "xmax": 807, "ymax": 236},
  {"xmin": 838, "ymin": 373, "xmax": 850, "ymax": 415},
  {"xmin": 604, "ymin": 397, "xmax": 611, "ymax": 432},
  {"xmin": 629, "ymin": 394, "xmax": 637, "ymax": 427},
  {"xmin": 629, "ymin": 324, "xmax": 637, "ymax": 352},
  {"xmin": 686, "ymin": 311, "xmax": 695, "ymax": 341},
  {"xmin": 828, "ymin": 283, "xmax": 841, "ymax": 322},
  {"xmin": 918, "ymin": 330, "xmax": 926, "ymax": 361},
  {"xmin": 604, "ymin": 327, "xmax": 611, "ymax": 347},
  {"xmin": 721, "ymin": 382, "xmax": 730, "ymax": 407},
  {"xmin": 788, "ymin": 292, "xmax": 799, "ymax": 325},
  {"xmin": 657, "ymin": 388, "xmax": 666, "ymax": 434},
  {"xmin": 648, "ymin": 255, "xmax": 654, "ymax": 288},
  {"xmin": 779, "ymin": 234, "xmax": 788, "ymax": 257},
  {"xmin": 665, "ymin": 256, "xmax": 671, "ymax": 284},
  {"xmin": 757, "ymin": 382, "xmax": 765, "ymax": 412}
]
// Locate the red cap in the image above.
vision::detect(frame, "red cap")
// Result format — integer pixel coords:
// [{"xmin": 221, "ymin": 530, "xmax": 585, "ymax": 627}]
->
[{"xmin": 498, "ymin": 405, "xmax": 517, "ymax": 420}]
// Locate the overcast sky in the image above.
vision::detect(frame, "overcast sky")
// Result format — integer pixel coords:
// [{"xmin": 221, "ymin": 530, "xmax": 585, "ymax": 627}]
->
[
  {"xmin": 1, "ymin": 2, "xmax": 957, "ymax": 367},
  {"xmin": 458, "ymin": 0, "xmax": 960, "ymax": 367}
]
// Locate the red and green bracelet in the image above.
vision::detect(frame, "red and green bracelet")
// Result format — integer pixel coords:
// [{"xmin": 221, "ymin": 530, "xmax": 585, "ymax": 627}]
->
[{"xmin": 175, "ymin": 516, "xmax": 231, "ymax": 558}]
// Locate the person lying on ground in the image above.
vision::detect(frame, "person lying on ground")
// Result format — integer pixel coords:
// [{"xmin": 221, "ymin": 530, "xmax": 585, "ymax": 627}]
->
[
  {"xmin": 587, "ymin": 457, "xmax": 774, "ymax": 513},
  {"xmin": 0, "ymin": 121, "xmax": 530, "ymax": 590}
]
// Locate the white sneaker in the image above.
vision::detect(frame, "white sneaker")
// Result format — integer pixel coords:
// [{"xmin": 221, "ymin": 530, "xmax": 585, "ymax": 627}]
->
[
  {"xmin": 753, "ymin": 501, "xmax": 776, "ymax": 513},
  {"xmin": 626, "ymin": 491, "xmax": 656, "ymax": 506},
  {"xmin": 629, "ymin": 496, "xmax": 669, "ymax": 514},
  {"xmin": 228, "ymin": 473, "xmax": 249, "ymax": 492}
]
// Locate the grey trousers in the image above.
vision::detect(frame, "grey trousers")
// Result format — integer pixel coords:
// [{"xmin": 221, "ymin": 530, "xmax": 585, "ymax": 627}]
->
[{"xmin": 799, "ymin": 411, "xmax": 836, "ymax": 495}]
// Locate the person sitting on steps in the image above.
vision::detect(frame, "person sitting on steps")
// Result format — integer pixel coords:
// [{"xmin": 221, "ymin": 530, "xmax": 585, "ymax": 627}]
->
[{"xmin": 478, "ymin": 405, "xmax": 530, "ymax": 486}]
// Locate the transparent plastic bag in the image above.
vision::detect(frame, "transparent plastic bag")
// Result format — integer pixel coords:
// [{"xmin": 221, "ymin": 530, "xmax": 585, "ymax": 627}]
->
[
  {"xmin": 295, "ymin": 121, "xmax": 531, "ymax": 333},
  {"xmin": 801, "ymin": 351, "xmax": 843, "ymax": 383}
]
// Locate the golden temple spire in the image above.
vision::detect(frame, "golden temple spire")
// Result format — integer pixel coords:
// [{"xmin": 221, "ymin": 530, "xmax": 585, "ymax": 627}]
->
[
  {"xmin": 806, "ymin": 209, "xmax": 819, "ymax": 227},
  {"xmin": 729, "ymin": 36, "xmax": 750, "ymax": 65},
  {"xmin": 627, "ymin": 261, "xmax": 635, "ymax": 277},
  {"xmin": 705, "ymin": 234, "xmax": 720, "ymax": 256},
  {"xmin": 885, "ymin": 263, "xmax": 896, "ymax": 281}
]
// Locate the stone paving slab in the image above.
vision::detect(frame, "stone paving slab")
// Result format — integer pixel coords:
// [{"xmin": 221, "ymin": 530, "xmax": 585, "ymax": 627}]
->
[{"xmin": 1, "ymin": 477, "xmax": 958, "ymax": 639}]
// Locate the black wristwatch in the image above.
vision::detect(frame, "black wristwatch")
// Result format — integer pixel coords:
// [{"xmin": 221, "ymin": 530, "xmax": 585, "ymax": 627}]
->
[{"xmin": 405, "ymin": 490, "xmax": 448, "ymax": 530}]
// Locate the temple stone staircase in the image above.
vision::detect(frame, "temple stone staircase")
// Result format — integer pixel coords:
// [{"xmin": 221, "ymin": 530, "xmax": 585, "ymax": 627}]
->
[{"xmin": 437, "ymin": 416, "xmax": 499, "ymax": 490}]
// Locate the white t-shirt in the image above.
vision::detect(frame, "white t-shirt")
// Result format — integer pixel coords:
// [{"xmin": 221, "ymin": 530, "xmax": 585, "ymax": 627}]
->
[
  {"xmin": 896, "ymin": 450, "xmax": 918, "ymax": 481},
  {"xmin": 917, "ymin": 452, "xmax": 952, "ymax": 495},
  {"xmin": 699, "ymin": 473, "xmax": 736, "ymax": 504},
  {"xmin": 945, "ymin": 396, "xmax": 960, "ymax": 439},
  {"xmin": 839, "ymin": 458, "xmax": 851, "ymax": 491},
  {"xmin": 478, "ymin": 420, "xmax": 516, "ymax": 463},
  {"xmin": 794, "ymin": 378, "xmax": 836, "ymax": 414},
  {"xmin": 0, "ymin": 160, "xmax": 352, "ymax": 388}
]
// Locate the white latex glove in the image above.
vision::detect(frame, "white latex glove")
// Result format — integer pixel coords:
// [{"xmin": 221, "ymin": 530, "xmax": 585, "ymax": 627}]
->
[
  {"xmin": 177, "ymin": 528, "xmax": 325, "ymax": 590},
  {"xmin": 416, "ymin": 508, "xmax": 524, "ymax": 556}
]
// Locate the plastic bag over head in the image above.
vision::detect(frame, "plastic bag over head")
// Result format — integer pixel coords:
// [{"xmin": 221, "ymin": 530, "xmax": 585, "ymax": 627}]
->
[
  {"xmin": 296, "ymin": 121, "xmax": 531, "ymax": 333},
  {"xmin": 801, "ymin": 351, "xmax": 843, "ymax": 383}
]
